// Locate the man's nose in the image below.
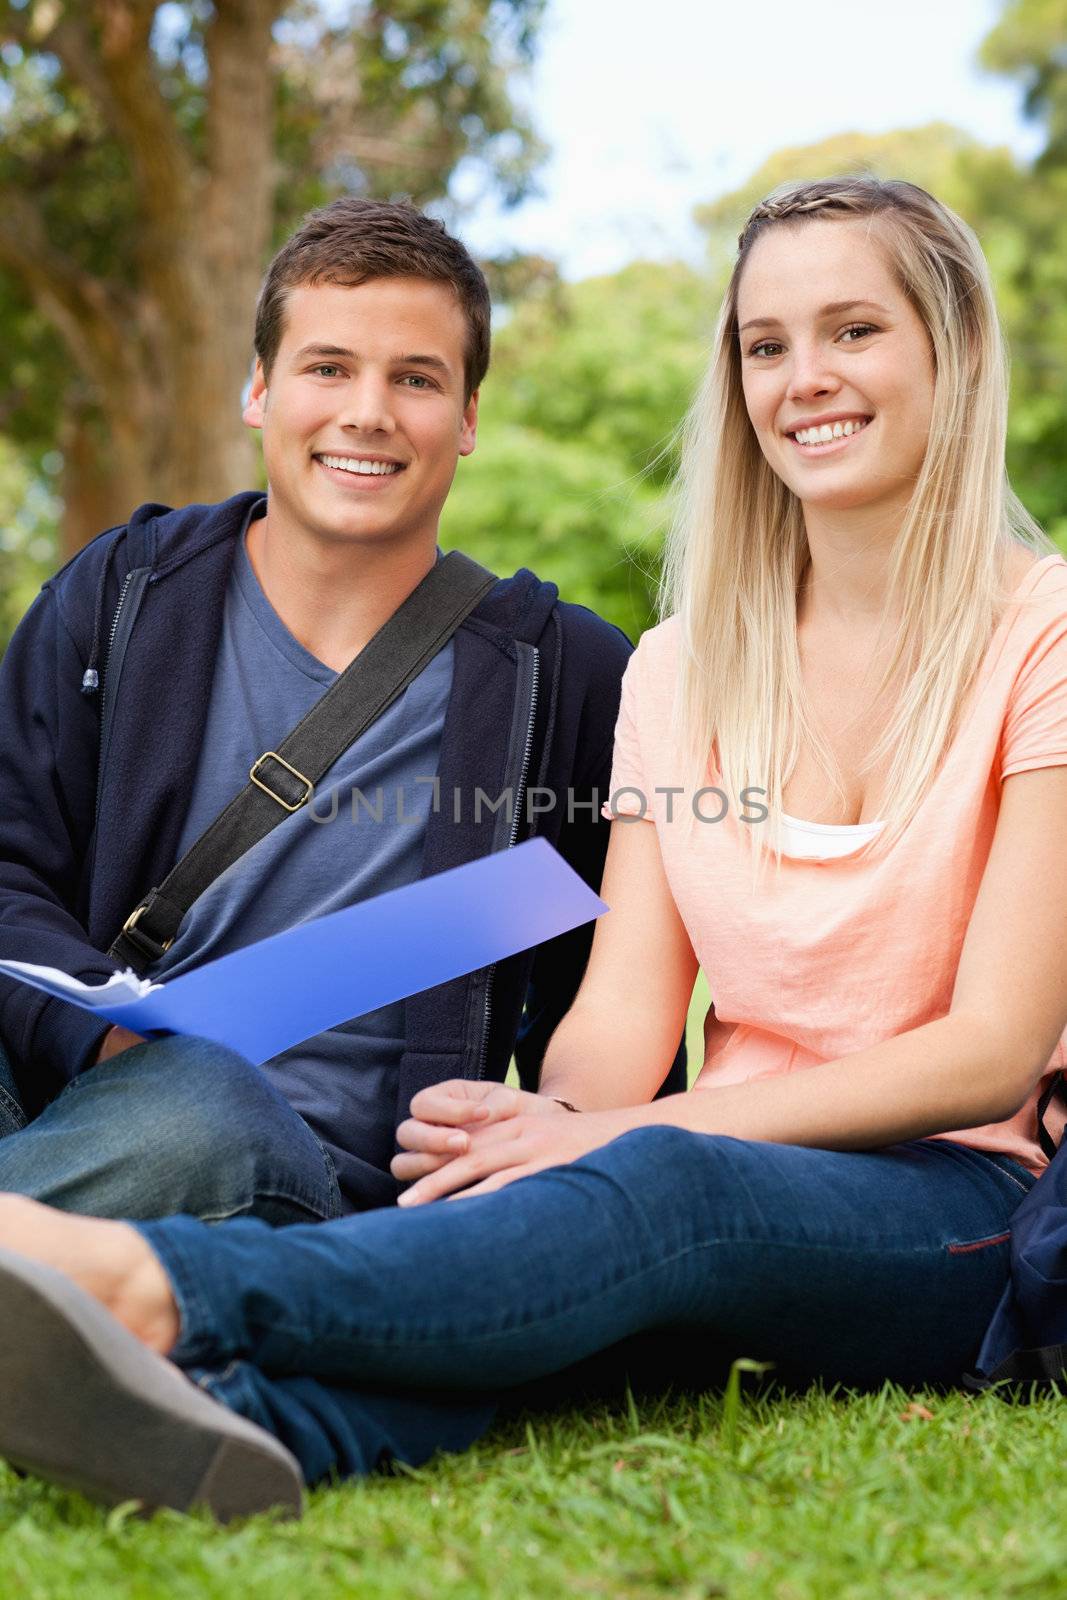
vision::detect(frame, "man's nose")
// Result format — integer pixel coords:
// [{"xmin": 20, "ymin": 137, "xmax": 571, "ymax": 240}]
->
[{"xmin": 339, "ymin": 374, "xmax": 396, "ymax": 434}]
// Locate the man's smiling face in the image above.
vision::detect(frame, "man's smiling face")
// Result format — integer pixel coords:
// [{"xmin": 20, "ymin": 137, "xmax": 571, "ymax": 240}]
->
[{"xmin": 244, "ymin": 276, "xmax": 478, "ymax": 551}]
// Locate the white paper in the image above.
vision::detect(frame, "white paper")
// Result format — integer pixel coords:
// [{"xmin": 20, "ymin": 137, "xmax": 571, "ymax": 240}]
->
[{"xmin": 0, "ymin": 961, "xmax": 160, "ymax": 1008}]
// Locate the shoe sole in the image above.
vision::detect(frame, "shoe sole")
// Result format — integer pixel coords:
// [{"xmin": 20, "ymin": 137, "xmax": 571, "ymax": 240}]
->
[{"xmin": 0, "ymin": 1245, "xmax": 304, "ymax": 1521}]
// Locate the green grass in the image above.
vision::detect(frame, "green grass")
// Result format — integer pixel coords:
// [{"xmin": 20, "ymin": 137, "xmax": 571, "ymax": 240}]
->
[{"xmin": 3, "ymin": 1378, "xmax": 1067, "ymax": 1597}]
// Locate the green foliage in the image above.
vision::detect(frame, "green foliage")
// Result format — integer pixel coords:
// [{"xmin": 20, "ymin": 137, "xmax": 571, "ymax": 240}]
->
[
  {"xmin": 694, "ymin": 122, "xmax": 1014, "ymax": 258},
  {"xmin": 3, "ymin": 1384, "xmax": 1067, "ymax": 1597},
  {"xmin": 982, "ymin": 0, "xmax": 1067, "ymax": 164},
  {"xmin": 443, "ymin": 262, "xmax": 711, "ymax": 638},
  {"xmin": 0, "ymin": 437, "xmax": 59, "ymax": 643}
]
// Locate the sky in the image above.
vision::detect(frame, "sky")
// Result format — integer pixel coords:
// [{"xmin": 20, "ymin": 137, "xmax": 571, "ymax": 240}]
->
[{"xmin": 458, "ymin": 0, "xmax": 1043, "ymax": 280}]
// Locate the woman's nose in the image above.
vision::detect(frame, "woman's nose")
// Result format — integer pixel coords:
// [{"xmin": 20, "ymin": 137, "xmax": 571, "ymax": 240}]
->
[{"xmin": 785, "ymin": 342, "xmax": 840, "ymax": 401}]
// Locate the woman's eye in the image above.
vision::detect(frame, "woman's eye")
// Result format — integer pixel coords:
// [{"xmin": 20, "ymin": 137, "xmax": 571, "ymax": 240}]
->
[
  {"xmin": 749, "ymin": 340, "xmax": 783, "ymax": 359},
  {"xmin": 840, "ymin": 324, "xmax": 877, "ymax": 343}
]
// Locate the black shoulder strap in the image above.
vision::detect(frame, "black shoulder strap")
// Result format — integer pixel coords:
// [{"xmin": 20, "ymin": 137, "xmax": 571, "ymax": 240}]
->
[
  {"xmin": 109, "ymin": 551, "xmax": 497, "ymax": 974},
  {"xmin": 1038, "ymin": 1071, "xmax": 1067, "ymax": 1161}
]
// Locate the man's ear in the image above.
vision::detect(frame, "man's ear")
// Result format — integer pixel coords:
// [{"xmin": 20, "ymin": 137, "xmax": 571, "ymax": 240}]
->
[
  {"xmin": 459, "ymin": 389, "xmax": 479, "ymax": 458},
  {"xmin": 243, "ymin": 360, "xmax": 268, "ymax": 430}
]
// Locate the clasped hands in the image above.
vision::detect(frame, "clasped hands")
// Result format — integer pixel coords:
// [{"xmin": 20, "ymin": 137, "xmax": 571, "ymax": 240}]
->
[{"xmin": 392, "ymin": 1080, "xmax": 628, "ymax": 1206}]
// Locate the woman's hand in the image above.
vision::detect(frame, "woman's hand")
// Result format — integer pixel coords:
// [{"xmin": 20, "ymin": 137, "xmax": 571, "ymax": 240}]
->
[
  {"xmin": 396, "ymin": 1105, "xmax": 632, "ymax": 1206},
  {"xmin": 392, "ymin": 1080, "xmax": 564, "ymax": 1184}
]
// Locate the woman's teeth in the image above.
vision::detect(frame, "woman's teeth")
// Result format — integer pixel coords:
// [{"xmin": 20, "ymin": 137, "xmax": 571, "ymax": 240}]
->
[{"xmin": 791, "ymin": 418, "xmax": 869, "ymax": 446}]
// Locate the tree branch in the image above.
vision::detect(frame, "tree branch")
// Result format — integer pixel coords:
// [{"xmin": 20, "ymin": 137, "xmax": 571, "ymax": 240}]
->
[
  {"xmin": 13, "ymin": 1, "xmax": 200, "ymax": 240},
  {"xmin": 202, "ymin": 0, "xmax": 283, "ymax": 248},
  {"xmin": 0, "ymin": 185, "xmax": 136, "ymax": 393}
]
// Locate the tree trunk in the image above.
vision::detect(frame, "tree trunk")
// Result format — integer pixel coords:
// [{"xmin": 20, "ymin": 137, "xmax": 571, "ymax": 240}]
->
[
  {"xmin": 58, "ymin": 367, "xmax": 172, "ymax": 561},
  {"xmin": 24, "ymin": 0, "xmax": 280, "ymax": 555}
]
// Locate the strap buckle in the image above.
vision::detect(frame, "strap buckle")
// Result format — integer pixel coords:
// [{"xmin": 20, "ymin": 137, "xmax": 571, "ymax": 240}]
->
[
  {"xmin": 249, "ymin": 750, "xmax": 313, "ymax": 812},
  {"xmin": 120, "ymin": 900, "xmax": 174, "ymax": 959}
]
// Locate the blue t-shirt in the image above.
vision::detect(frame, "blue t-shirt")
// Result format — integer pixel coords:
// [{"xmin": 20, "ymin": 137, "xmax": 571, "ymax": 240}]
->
[{"xmin": 149, "ymin": 508, "xmax": 453, "ymax": 1208}]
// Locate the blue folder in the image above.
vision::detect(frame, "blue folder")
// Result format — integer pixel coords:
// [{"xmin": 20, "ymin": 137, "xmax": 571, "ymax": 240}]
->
[{"xmin": 0, "ymin": 839, "xmax": 607, "ymax": 1065}]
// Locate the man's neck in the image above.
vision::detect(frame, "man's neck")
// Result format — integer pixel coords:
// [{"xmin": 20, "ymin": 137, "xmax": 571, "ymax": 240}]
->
[{"xmin": 245, "ymin": 507, "xmax": 438, "ymax": 673}]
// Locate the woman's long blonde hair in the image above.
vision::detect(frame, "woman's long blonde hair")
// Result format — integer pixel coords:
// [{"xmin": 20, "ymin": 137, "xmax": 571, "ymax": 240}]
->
[{"xmin": 659, "ymin": 176, "xmax": 1053, "ymax": 876}]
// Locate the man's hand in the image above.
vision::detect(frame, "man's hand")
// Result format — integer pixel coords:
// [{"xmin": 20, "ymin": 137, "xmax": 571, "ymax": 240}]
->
[
  {"xmin": 392, "ymin": 1080, "xmax": 565, "ymax": 1185},
  {"xmin": 396, "ymin": 1105, "xmax": 632, "ymax": 1206},
  {"xmin": 94, "ymin": 1025, "xmax": 147, "ymax": 1066}
]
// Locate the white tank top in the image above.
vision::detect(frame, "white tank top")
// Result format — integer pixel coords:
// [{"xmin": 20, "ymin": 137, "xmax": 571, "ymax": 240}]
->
[{"xmin": 780, "ymin": 812, "xmax": 884, "ymax": 861}]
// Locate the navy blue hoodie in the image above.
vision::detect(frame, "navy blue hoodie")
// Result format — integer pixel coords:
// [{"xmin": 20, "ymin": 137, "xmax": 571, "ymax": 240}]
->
[{"xmin": 0, "ymin": 493, "xmax": 682, "ymax": 1201}]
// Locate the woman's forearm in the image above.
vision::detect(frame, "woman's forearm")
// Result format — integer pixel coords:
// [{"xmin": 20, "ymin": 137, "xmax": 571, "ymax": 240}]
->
[
  {"xmin": 537, "ymin": 996, "xmax": 682, "ymax": 1111},
  {"xmin": 583, "ymin": 1012, "xmax": 1039, "ymax": 1150}
]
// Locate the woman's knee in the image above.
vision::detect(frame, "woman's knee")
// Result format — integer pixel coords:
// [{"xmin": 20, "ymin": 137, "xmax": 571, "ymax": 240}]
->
[{"xmin": 592, "ymin": 1124, "xmax": 732, "ymax": 1182}]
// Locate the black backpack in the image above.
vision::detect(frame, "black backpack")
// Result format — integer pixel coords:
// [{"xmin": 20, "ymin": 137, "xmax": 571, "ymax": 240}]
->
[{"xmin": 969, "ymin": 1074, "xmax": 1067, "ymax": 1390}]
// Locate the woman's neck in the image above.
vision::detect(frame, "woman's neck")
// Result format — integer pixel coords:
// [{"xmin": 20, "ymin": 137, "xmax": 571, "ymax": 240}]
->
[{"xmin": 798, "ymin": 497, "xmax": 907, "ymax": 629}]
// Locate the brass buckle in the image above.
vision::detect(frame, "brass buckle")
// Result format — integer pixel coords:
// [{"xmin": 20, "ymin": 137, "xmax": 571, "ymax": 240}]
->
[
  {"xmin": 249, "ymin": 750, "xmax": 313, "ymax": 812},
  {"xmin": 121, "ymin": 902, "xmax": 174, "ymax": 954}
]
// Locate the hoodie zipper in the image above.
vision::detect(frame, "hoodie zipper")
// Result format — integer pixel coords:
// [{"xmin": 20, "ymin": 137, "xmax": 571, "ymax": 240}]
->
[
  {"xmin": 93, "ymin": 567, "xmax": 153, "ymax": 824},
  {"xmin": 475, "ymin": 645, "xmax": 540, "ymax": 1079}
]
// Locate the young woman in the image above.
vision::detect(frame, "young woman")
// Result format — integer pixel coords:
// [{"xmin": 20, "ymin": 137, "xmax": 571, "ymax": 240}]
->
[{"xmin": 0, "ymin": 177, "xmax": 1065, "ymax": 1521}]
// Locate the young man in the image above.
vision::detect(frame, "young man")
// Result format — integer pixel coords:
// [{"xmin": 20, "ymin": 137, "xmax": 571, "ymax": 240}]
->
[{"xmin": 0, "ymin": 198, "xmax": 682, "ymax": 1222}]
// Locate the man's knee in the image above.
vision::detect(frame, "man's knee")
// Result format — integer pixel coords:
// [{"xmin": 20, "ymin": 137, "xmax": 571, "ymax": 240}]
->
[
  {"xmin": 90, "ymin": 1036, "xmax": 337, "ymax": 1219},
  {"xmin": 78, "ymin": 1035, "xmax": 280, "ymax": 1158},
  {"xmin": 0, "ymin": 1035, "xmax": 339, "ymax": 1225}
]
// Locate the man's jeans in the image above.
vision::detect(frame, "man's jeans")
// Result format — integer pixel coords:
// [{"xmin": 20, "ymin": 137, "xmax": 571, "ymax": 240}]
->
[
  {"xmin": 135, "ymin": 1126, "xmax": 1036, "ymax": 1486},
  {"xmin": 0, "ymin": 1038, "xmax": 341, "ymax": 1223}
]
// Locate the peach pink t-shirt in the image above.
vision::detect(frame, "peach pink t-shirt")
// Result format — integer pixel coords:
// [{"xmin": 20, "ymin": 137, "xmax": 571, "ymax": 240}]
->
[{"xmin": 605, "ymin": 554, "xmax": 1067, "ymax": 1176}]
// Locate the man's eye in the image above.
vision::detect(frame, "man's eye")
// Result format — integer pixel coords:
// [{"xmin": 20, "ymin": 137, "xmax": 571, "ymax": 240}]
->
[
  {"xmin": 313, "ymin": 365, "xmax": 342, "ymax": 378},
  {"xmin": 401, "ymin": 374, "xmax": 434, "ymax": 389}
]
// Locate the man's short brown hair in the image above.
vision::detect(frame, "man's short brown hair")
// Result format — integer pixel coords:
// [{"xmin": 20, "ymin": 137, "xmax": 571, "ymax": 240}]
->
[{"xmin": 254, "ymin": 198, "xmax": 491, "ymax": 401}]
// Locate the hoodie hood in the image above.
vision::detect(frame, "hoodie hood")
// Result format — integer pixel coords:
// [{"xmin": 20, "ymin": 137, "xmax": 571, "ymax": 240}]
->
[{"xmin": 77, "ymin": 493, "xmax": 561, "ymax": 688}]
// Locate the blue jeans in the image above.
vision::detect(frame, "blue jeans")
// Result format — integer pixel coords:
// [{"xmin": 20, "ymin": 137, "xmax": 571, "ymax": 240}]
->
[
  {"xmin": 0, "ymin": 1038, "xmax": 341, "ymax": 1224},
  {"xmin": 136, "ymin": 1126, "xmax": 1036, "ymax": 1485}
]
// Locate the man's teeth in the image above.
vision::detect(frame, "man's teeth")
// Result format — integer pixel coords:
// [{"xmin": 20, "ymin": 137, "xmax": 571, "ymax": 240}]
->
[
  {"xmin": 792, "ymin": 418, "xmax": 869, "ymax": 446},
  {"xmin": 319, "ymin": 455, "xmax": 401, "ymax": 476}
]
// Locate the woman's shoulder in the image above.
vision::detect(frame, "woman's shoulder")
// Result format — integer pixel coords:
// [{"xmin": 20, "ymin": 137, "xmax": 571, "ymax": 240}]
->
[
  {"xmin": 998, "ymin": 549, "xmax": 1067, "ymax": 643},
  {"xmin": 623, "ymin": 617, "xmax": 684, "ymax": 710},
  {"xmin": 632, "ymin": 614, "xmax": 684, "ymax": 671},
  {"xmin": 982, "ymin": 550, "xmax": 1067, "ymax": 706},
  {"xmin": 1003, "ymin": 547, "xmax": 1067, "ymax": 602}
]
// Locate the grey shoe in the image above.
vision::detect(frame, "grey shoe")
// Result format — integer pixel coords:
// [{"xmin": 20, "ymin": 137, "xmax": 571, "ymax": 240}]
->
[{"xmin": 0, "ymin": 1245, "xmax": 303, "ymax": 1521}]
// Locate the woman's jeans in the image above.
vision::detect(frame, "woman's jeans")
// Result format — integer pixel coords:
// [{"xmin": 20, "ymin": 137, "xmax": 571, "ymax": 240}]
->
[{"xmin": 136, "ymin": 1126, "xmax": 1036, "ymax": 1486}]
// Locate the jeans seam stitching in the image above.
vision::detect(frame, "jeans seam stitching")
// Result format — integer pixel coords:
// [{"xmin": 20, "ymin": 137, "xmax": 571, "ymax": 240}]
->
[
  {"xmin": 0, "ymin": 1084, "xmax": 27, "ymax": 1130},
  {"xmin": 248, "ymin": 1230, "xmax": 1014, "ymax": 1356}
]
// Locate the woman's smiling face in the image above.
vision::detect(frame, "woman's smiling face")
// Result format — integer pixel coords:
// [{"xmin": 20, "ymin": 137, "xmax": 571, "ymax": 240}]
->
[{"xmin": 736, "ymin": 219, "xmax": 936, "ymax": 518}]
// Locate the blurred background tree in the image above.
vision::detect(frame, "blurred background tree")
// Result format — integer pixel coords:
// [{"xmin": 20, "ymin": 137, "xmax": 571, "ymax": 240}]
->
[
  {"xmin": 1, "ymin": 0, "xmax": 1066, "ymax": 650},
  {"xmin": 0, "ymin": 0, "xmax": 545, "ymax": 558},
  {"xmin": 442, "ymin": 260, "xmax": 710, "ymax": 639}
]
